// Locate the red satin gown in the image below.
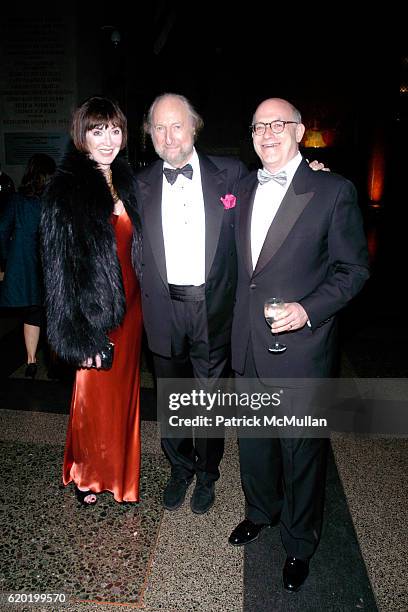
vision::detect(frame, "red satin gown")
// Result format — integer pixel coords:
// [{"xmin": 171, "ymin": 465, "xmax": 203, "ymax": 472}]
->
[{"xmin": 63, "ymin": 210, "xmax": 142, "ymax": 502}]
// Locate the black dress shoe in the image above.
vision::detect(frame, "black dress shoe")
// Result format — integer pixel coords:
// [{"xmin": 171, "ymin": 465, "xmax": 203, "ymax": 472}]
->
[
  {"xmin": 228, "ymin": 518, "xmax": 271, "ymax": 546},
  {"xmin": 163, "ymin": 474, "xmax": 193, "ymax": 511},
  {"xmin": 190, "ymin": 481, "xmax": 215, "ymax": 514},
  {"xmin": 282, "ymin": 557, "xmax": 309, "ymax": 593},
  {"xmin": 25, "ymin": 363, "xmax": 37, "ymax": 378}
]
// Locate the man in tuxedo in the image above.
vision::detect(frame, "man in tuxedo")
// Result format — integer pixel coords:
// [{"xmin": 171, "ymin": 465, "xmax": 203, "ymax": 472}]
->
[
  {"xmin": 136, "ymin": 93, "xmax": 247, "ymax": 514},
  {"xmin": 229, "ymin": 98, "xmax": 369, "ymax": 592}
]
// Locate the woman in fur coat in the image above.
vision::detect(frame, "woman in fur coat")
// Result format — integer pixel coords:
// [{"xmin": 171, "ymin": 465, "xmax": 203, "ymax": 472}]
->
[{"xmin": 41, "ymin": 97, "xmax": 143, "ymax": 505}]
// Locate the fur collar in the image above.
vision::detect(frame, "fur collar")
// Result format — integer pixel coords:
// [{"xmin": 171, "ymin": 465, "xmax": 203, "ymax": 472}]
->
[
  {"xmin": 41, "ymin": 144, "xmax": 141, "ymax": 363},
  {"xmin": 47, "ymin": 144, "xmax": 136, "ymax": 221}
]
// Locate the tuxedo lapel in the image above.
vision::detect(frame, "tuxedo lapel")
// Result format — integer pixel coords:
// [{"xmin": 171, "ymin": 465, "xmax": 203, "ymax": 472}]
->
[
  {"xmin": 199, "ymin": 154, "xmax": 228, "ymax": 279},
  {"xmin": 253, "ymin": 162, "xmax": 314, "ymax": 276},
  {"xmin": 139, "ymin": 162, "xmax": 168, "ymax": 287},
  {"xmin": 238, "ymin": 175, "xmax": 258, "ymax": 277}
]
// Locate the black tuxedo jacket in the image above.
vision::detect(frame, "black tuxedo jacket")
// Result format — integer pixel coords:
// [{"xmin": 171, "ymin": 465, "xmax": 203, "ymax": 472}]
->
[
  {"xmin": 231, "ymin": 159, "xmax": 370, "ymax": 380},
  {"xmin": 135, "ymin": 152, "xmax": 247, "ymax": 357}
]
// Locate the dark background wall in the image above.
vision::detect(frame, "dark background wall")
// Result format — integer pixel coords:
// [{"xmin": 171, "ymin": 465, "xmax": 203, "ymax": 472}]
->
[{"xmin": 1, "ymin": 2, "xmax": 406, "ymax": 207}]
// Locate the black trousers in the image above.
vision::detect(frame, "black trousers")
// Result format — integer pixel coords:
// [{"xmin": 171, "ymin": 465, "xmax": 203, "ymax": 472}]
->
[
  {"xmin": 153, "ymin": 289, "xmax": 228, "ymax": 483},
  {"xmin": 235, "ymin": 340, "xmax": 327, "ymax": 559}
]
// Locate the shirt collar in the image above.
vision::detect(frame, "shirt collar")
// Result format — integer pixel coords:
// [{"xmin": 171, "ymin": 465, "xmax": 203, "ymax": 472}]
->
[{"xmin": 278, "ymin": 151, "xmax": 302, "ymax": 184}]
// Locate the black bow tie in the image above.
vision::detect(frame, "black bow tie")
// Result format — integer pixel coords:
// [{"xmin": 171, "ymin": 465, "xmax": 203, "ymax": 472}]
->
[{"xmin": 163, "ymin": 164, "xmax": 193, "ymax": 185}]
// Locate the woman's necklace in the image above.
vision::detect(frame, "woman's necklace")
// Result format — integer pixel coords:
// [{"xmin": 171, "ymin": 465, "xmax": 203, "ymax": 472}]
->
[{"xmin": 106, "ymin": 168, "xmax": 119, "ymax": 204}]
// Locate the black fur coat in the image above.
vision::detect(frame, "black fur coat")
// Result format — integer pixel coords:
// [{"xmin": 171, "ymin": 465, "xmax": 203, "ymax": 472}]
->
[{"xmin": 40, "ymin": 146, "xmax": 141, "ymax": 364}]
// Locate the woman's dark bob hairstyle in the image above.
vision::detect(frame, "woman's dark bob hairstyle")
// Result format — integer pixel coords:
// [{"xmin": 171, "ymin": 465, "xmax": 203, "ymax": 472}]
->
[{"xmin": 71, "ymin": 96, "xmax": 127, "ymax": 152}]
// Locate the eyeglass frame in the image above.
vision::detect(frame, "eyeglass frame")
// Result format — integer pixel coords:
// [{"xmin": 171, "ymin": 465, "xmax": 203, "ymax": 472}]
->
[{"xmin": 250, "ymin": 120, "xmax": 299, "ymax": 136}]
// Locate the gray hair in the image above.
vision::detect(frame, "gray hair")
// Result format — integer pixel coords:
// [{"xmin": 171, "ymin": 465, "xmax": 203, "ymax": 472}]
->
[{"xmin": 144, "ymin": 93, "xmax": 204, "ymax": 138}]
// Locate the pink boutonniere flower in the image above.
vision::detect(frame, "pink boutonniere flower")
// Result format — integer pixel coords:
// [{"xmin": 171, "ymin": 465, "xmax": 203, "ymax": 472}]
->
[{"xmin": 220, "ymin": 193, "xmax": 236, "ymax": 210}]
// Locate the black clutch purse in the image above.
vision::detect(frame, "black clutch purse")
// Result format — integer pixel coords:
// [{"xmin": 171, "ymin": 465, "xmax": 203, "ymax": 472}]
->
[{"xmin": 91, "ymin": 342, "xmax": 114, "ymax": 370}]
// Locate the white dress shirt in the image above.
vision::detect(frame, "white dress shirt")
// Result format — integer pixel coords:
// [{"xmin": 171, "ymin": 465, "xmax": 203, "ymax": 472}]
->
[
  {"xmin": 251, "ymin": 152, "xmax": 303, "ymax": 269},
  {"xmin": 162, "ymin": 148, "xmax": 206, "ymax": 285}
]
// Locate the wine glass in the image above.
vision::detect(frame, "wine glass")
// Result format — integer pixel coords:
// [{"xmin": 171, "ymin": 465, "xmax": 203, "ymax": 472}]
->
[{"xmin": 264, "ymin": 297, "xmax": 287, "ymax": 353}]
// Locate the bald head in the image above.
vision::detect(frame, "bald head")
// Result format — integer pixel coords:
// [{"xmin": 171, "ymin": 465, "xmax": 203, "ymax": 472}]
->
[
  {"xmin": 252, "ymin": 98, "xmax": 301, "ymax": 125},
  {"xmin": 252, "ymin": 98, "xmax": 305, "ymax": 173}
]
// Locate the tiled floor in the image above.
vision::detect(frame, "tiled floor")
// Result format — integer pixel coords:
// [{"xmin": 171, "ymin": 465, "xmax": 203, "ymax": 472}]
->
[
  {"xmin": 1, "ymin": 405, "xmax": 406, "ymax": 611},
  {"xmin": 0, "ymin": 412, "xmax": 244, "ymax": 612},
  {"xmin": 1, "ymin": 442, "xmax": 167, "ymax": 606},
  {"xmin": 332, "ymin": 435, "xmax": 408, "ymax": 612}
]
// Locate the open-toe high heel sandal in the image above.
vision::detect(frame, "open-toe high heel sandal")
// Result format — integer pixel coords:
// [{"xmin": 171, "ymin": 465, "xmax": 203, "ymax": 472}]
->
[{"xmin": 75, "ymin": 486, "xmax": 97, "ymax": 506}]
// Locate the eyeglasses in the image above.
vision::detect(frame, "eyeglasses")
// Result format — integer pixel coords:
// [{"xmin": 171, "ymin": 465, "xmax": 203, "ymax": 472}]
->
[{"xmin": 250, "ymin": 121, "xmax": 298, "ymax": 136}]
